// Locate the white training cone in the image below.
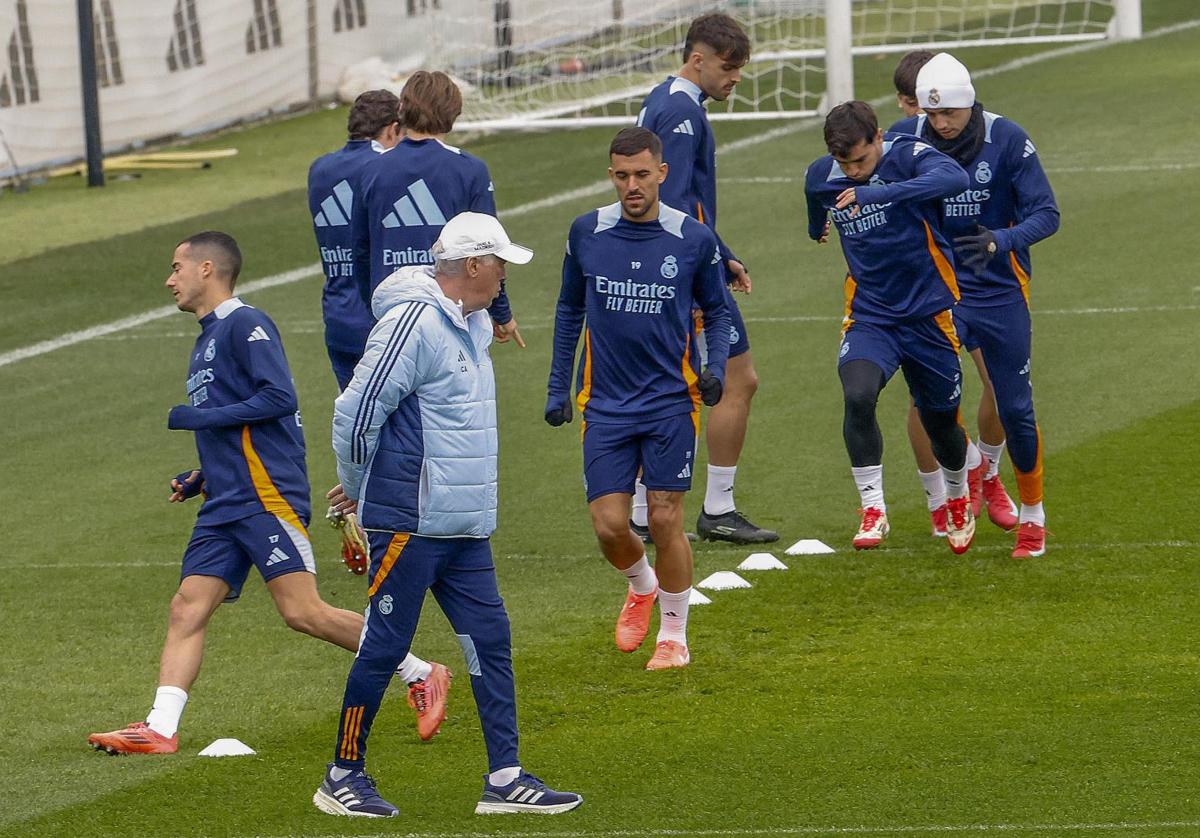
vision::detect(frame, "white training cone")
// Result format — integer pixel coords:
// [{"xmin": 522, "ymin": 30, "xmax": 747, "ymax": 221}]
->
[
  {"xmin": 785, "ymin": 538, "xmax": 835, "ymax": 555},
  {"xmin": 688, "ymin": 588, "xmax": 713, "ymax": 606},
  {"xmin": 738, "ymin": 553, "xmax": 788, "ymax": 571},
  {"xmin": 697, "ymin": 571, "xmax": 752, "ymax": 591},
  {"xmin": 199, "ymin": 738, "xmax": 256, "ymax": 757}
]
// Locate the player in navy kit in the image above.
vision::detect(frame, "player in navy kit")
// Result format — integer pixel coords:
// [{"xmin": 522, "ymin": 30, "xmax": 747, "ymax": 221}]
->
[
  {"xmin": 350, "ymin": 71, "xmax": 522, "ymax": 349},
  {"xmin": 888, "ymin": 52, "xmax": 1015, "ymax": 540},
  {"xmin": 805, "ymin": 102, "xmax": 977, "ymax": 555},
  {"xmin": 546, "ymin": 127, "xmax": 730, "ymax": 670},
  {"xmin": 636, "ymin": 13, "xmax": 776, "ymax": 545},
  {"xmin": 87, "ymin": 233, "xmax": 442, "ymax": 756},
  {"xmin": 309, "ymin": 90, "xmax": 403, "ymax": 391},
  {"xmin": 897, "ymin": 54, "xmax": 1060, "ymax": 558}
]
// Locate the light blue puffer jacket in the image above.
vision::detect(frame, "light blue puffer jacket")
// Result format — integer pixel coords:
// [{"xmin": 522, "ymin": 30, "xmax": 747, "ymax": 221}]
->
[{"xmin": 332, "ymin": 266, "xmax": 498, "ymax": 537}]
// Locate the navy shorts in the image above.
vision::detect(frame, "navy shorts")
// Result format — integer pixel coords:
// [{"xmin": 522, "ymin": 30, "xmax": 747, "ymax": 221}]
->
[
  {"xmin": 181, "ymin": 511, "xmax": 315, "ymax": 602},
  {"xmin": 838, "ymin": 311, "xmax": 963, "ymax": 411},
  {"xmin": 582, "ymin": 413, "xmax": 699, "ymax": 502}
]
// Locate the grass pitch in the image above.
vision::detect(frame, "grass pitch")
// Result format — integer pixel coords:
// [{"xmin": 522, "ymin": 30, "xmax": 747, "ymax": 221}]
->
[{"xmin": 1, "ymin": 9, "xmax": 1198, "ymax": 838}]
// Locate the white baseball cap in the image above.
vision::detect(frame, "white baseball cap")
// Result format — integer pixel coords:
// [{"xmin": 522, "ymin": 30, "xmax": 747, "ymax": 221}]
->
[
  {"xmin": 916, "ymin": 52, "xmax": 976, "ymax": 110},
  {"xmin": 431, "ymin": 212, "xmax": 533, "ymax": 265}
]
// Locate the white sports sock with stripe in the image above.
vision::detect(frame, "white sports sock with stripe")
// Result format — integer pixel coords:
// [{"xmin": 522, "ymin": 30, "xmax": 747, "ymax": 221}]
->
[
  {"xmin": 656, "ymin": 588, "xmax": 691, "ymax": 645},
  {"xmin": 396, "ymin": 653, "xmax": 432, "ymax": 685},
  {"xmin": 918, "ymin": 469, "xmax": 947, "ymax": 511},
  {"xmin": 621, "ymin": 554, "xmax": 657, "ymax": 596},
  {"xmin": 978, "ymin": 439, "xmax": 1006, "ymax": 479},
  {"xmin": 146, "ymin": 686, "xmax": 187, "ymax": 738}
]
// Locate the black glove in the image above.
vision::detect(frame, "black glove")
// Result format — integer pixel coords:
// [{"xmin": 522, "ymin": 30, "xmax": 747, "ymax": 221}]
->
[
  {"xmin": 952, "ymin": 224, "xmax": 998, "ymax": 273},
  {"xmin": 544, "ymin": 396, "xmax": 573, "ymax": 427},
  {"xmin": 171, "ymin": 469, "xmax": 204, "ymax": 499},
  {"xmin": 697, "ymin": 369, "xmax": 723, "ymax": 407}
]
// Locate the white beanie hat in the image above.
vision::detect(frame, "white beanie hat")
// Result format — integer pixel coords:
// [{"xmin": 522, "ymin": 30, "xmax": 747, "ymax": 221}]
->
[{"xmin": 916, "ymin": 52, "xmax": 975, "ymax": 109}]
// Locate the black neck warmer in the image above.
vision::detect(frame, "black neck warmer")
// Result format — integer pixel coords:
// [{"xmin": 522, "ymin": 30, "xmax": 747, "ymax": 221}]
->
[{"xmin": 922, "ymin": 103, "xmax": 986, "ymax": 167}]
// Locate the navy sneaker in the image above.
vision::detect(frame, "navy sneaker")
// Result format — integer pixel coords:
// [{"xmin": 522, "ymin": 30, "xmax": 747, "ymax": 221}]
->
[
  {"xmin": 313, "ymin": 763, "xmax": 399, "ymax": 818},
  {"xmin": 629, "ymin": 519, "xmax": 698, "ymax": 544},
  {"xmin": 696, "ymin": 508, "xmax": 779, "ymax": 544},
  {"xmin": 475, "ymin": 771, "xmax": 583, "ymax": 814}
]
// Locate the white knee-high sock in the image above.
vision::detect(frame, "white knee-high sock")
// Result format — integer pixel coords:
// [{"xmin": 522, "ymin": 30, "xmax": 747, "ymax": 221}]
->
[{"xmin": 978, "ymin": 439, "xmax": 1006, "ymax": 479}]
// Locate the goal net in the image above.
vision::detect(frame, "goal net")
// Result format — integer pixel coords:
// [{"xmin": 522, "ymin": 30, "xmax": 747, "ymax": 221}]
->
[{"xmin": 365, "ymin": 0, "xmax": 1136, "ymax": 130}]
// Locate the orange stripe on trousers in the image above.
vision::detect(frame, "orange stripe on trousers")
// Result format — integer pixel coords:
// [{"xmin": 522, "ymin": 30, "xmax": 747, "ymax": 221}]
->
[{"xmin": 368, "ymin": 533, "xmax": 410, "ymax": 597}]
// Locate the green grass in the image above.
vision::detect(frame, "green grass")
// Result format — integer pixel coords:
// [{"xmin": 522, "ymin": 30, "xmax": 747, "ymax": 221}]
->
[{"xmin": 1, "ymin": 9, "xmax": 1199, "ymax": 838}]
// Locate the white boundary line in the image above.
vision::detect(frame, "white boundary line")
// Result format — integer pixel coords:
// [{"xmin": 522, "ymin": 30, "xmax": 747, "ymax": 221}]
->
[
  {"xmin": 1, "ymin": 20, "xmax": 1195, "ymax": 373},
  {"xmin": 242, "ymin": 819, "xmax": 1200, "ymax": 838},
  {"xmin": 12, "ymin": 540, "xmax": 1198, "ymax": 570}
]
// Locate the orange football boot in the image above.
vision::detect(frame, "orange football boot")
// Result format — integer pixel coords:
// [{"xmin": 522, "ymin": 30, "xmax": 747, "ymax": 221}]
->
[
  {"xmin": 615, "ymin": 586, "xmax": 657, "ymax": 652},
  {"xmin": 407, "ymin": 662, "xmax": 452, "ymax": 741},
  {"xmin": 645, "ymin": 640, "xmax": 690, "ymax": 670},
  {"xmin": 88, "ymin": 722, "xmax": 178, "ymax": 755}
]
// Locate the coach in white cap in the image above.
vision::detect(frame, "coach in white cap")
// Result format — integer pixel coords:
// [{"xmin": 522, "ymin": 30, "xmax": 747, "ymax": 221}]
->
[{"xmin": 319, "ymin": 212, "xmax": 584, "ymax": 817}]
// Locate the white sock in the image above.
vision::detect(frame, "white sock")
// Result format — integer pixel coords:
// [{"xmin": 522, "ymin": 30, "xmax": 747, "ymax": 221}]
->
[
  {"xmin": 656, "ymin": 587, "xmax": 691, "ymax": 645},
  {"xmin": 145, "ymin": 686, "xmax": 188, "ymax": 738},
  {"xmin": 966, "ymin": 439, "xmax": 983, "ymax": 470},
  {"xmin": 704, "ymin": 464, "xmax": 737, "ymax": 516},
  {"xmin": 851, "ymin": 465, "xmax": 885, "ymax": 511},
  {"xmin": 917, "ymin": 469, "xmax": 947, "ymax": 511},
  {"xmin": 942, "ymin": 464, "xmax": 969, "ymax": 499},
  {"xmin": 632, "ymin": 479, "xmax": 648, "ymax": 527},
  {"xmin": 329, "ymin": 765, "xmax": 353, "ymax": 780},
  {"xmin": 489, "ymin": 766, "xmax": 522, "ymax": 786},
  {"xmin": 396, "ymin": 653, "xmax": 432, "ymax": 685},
  {"xmin": 978, "ymin": 439, "xmax": 1005, "ymax": 479},
  {"xmin": 620, "ymin": 554, "xmax": 657, "ymax": 596},
  {"xmin": 1019, "ymin": 502, "xmax": 1046, "ymax": 526}
]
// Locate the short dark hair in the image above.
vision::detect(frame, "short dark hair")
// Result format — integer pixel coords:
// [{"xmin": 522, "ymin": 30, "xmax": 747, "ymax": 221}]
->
[
  {"xmin": 683, "ymin": 13, "xmax": 751, "ymax": 65},
  {"xmin": 347, "ymin": 90, "xmax": 400, "ymax": 140},
  {"xmin": 400, "ymin": 71, "xmax": 463, "ymax": 135},
  {"xmin": 824, "ymin": 101, "xmax": 879, "ymax": 158},
  {"xmin": 179, "ymin": 231, "xmax": 242, "ymax": 288},
  {"xmin": 893, "ymin": 50, "xmax": 935, "ymax": 98},
  {"xmin": 609, "ymin": 126, "xmax": 662, "ymax": 160}
]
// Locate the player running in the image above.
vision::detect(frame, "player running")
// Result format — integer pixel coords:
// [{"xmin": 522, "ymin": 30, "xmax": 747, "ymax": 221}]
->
[
  {"xmin": 87, "ymin": 233, "xmax": 448, "ymax": 756},
  {"xmin": 635, "ymin": 13, "xmax": 775, "ymax": 545},
  {"xmin": 804, "ymin": 102, "xmax": 976, "ymax": 554},
  {"xmin": 896, "ymin": 53, "xmax": 1060, "ymax": 558},
  {"xmin": 546, "ymin": 127, "xmax": 730, "ymax": 670}
]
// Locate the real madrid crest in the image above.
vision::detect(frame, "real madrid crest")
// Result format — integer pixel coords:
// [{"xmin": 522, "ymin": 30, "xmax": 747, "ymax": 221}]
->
[
  {"xmin": 928, "ymin": 88, "xmax": 941, "ymax": 106},
  {"xmin": 204, "ymin": 338, "xmax": 216, "ymax": 361},
  {"xmin": 975, "ymin": 161, "xmax": 992, "ymax": 184},
  {"xmin": 660, "ymin": 255, "xmax": 678, "ymax": 279}
]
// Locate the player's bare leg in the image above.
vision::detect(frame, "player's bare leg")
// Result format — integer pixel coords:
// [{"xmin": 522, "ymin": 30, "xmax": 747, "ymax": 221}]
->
[
  {"xmin": 88, "ymin": 575, "xmax": 227, "ymax": 754},
  {"xmin": 645, "ymin": 490, "xmax": 692, "ymax": 670},
  {"xmin": 590, "ymin": 493, "xmax": 659, "ymax": 653},
  {"xmin": 267, "ymin": 571, "xmax": 364, "ymax": 652},
  {"xmin": 698, "ymin": 351, "xmax": 777, "ymax": 544}
]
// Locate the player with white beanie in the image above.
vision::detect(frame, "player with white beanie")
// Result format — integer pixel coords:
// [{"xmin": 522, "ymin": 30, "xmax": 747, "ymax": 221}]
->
[{"xmin": 894, "ymin": 53, "xmax": 1061, "ymax": 559}]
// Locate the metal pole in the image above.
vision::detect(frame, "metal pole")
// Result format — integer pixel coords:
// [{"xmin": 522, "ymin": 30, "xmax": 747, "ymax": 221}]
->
[
  {"xmin": 823, "ymin": 0, "xmax": 854, "ymax": 111},
  {"xmin": 1111, "ymin": 0, "xmax": 1142, "ymax": 40},
  {"xmin": 76, "ymin": 0, "xmax": 104, "ymax": 186}
]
